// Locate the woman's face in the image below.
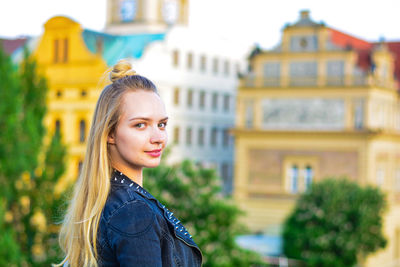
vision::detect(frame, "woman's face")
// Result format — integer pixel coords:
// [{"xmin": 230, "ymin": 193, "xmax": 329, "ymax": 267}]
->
[{"xmin": 108, "ymin": 90, "xmax": 168, "ymax": 178}]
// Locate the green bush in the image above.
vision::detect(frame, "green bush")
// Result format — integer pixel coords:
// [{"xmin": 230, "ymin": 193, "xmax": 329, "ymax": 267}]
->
[
  {"xmin": 144, "ymin": 159, "xmax": 268, "ymax": 267},
  {"xmin": 283, "ymin": 178, "xmax": 387, "ymax": 267}
]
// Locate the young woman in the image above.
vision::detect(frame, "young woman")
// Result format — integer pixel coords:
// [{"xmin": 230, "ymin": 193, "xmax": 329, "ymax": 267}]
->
[{"xmin": 56, "ymin": 60, "xmax": 203, "ymax": 266}]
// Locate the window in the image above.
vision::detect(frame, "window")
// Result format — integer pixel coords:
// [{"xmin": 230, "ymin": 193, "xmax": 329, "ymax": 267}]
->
[
  {"xmin": 56, "ymin": 89, "xmax": 63, "ymax": 98},
  {"xmin": 173, "ymin": 87, "xmax": 180, "ymax": 106},
  {"xmin": 285, "ymin": 158, "xmax": 317, "ymax": 193},
  {"xmin": 187, "ymin": 89, "xmax": 193, "ymax": 107},
  {"xmin": 200, "ymin": 55, "xmax": 206, "ymax": 72},
  {"xmin": 199, "ymin": 91, "xmax": 205, "ymax": 109},
  {"xmin": 53, "ymin": 38, "xmax": 69, "ymax": 63},
  {"xmin": 53, "ymin": 39, "xmax": 59, "ymax": 63},
  {"xmin": 354, "ymin": 99, "xmax": 364, "ymax": 129},
  {"xmin": 263, "ymin": 62, "xmax": 281, "ymax": 86},
  {"xmin": 55, "ymin": 119, "xmax": 61, "ymax": 134},
  {"xmin": 81, "ymin": 89, "xmax": 87, "ymax": 97},
  {"xmin": 304, "ymin": 165, "xmax": 313, "ymax": 190},
  {"xmin": 224, "ymin": 60, "xmax": 230, "ymax": 76},
  {"xmin": 213, "ymin": 58, "xmax": 218, "ymax": 74},
  {"xmin": 198, "ymin": 128, "xmax": 204, "ymax": 146},
  {"xmin": 221, "ymin": 162, "xmax": 229, "ymax": 183},
  {"xmin": 211, "ymin": 128, "xmax": 217, "ymax": 146},
  {"xmin": 186, "ymin": 127, "xmax": 192, "ymax": 145},
  {"xmin": 173, "ymin": 126, "xmax": 180, "ymax": 144},
  {"xmin": 289, "ymin": 61, "xmax": 317, "ymax": 86},
  {"xmin": 244, "ymin": 100, "xmax": 254, "ymax": 128},
  {"xmin": 63, "ymin": 38, "xmax": 69, "ymax": 62},
  {"xmin": 290, "ymin": 35, "xmax": 318, "ymax": 52},
  {"xmin": 212, "ymin": 92, "xmax": 218, "ymax": 110},
  {"xmin": 376, "ymin": 168, "xmax": 385, "ymax": 187},
  {"xmin": 187, "ymin": 52, "xmax": 193, "ymax": 70},
  {"xmin": 173, "ymin": 50, "xmax": 179, "ymax": 67},
  {"xmin": 326, "ymin": 60, "xmax": 344, "ymax": 85},
  {"xmin": 223, "ymin": 94, "xmax": 230, "ymax": 112},
  {"xmin": 222, "ymin": 129, "xmax": 229, "ymax": 147},
  {"xmin": 79, "ymin": 119, "xmax": 86, "ymax": 143},
  {"xmin": 290, "ymin": 165, "xmax": 299, "ymax": 193}
]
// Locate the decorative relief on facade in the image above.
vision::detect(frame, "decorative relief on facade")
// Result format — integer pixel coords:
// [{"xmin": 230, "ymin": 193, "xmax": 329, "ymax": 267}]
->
[{"xmin": 261, "ymin": 98, "xmax": 345, "ymax": 130}]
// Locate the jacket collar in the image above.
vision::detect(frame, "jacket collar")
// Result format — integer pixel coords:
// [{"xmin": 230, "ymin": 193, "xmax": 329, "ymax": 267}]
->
[{"xmin": 111, "ymin": 169, "xmax": 157, "ymax": 201}]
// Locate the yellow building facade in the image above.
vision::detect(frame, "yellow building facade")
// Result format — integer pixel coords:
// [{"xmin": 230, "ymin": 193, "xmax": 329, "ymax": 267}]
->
[
  {"xmin": 33, "ymin": 16, "xmax": 108, "ymax": 192},
  {"xmin": 234, "ymin": 11, "xmax": 400, "ymax": 266}
]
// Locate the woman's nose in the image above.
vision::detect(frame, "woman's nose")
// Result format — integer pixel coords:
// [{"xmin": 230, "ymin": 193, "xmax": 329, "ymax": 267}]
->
[{"xmin": 150, "ymin": 127, "xmax": 167, "ymax": 144}]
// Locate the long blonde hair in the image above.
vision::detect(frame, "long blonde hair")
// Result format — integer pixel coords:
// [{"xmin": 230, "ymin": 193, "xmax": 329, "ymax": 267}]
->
[{"xmin": 56, "ymin": 60, "xmax": 158, "ymax": 267}]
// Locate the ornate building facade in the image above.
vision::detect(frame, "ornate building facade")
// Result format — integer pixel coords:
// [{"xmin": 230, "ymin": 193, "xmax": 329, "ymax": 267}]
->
[{"xmin": 234, "ymin": 10, "xmax": 400, "ymax": 266}]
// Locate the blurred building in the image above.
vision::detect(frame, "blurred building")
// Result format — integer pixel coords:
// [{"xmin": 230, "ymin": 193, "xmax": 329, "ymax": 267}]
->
[
  {"xmin": 11, "ymin": 0, "xmax": 244, "ymax": 193},
  {"xmin": 103, "ymin": 0, "xmax": 243, "ymax": 193},
  {"xmin": 234, "ymin": 10, "xmax": 400, "ymax": 266}
]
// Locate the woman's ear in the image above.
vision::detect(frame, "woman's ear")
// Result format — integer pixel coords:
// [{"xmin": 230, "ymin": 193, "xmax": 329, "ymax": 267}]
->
[{"xmin": 107, "ymin": 133, "xmax": 115, "ymax": 145}]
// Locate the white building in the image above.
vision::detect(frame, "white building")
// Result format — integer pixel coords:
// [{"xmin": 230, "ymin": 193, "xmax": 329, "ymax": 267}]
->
[{"xmin": 105, "ymin": 0, "xmax": 248, "ymax": 193}]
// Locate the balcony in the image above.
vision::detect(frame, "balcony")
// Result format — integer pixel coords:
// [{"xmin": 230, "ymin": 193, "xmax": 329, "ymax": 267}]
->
[{"xmin": 240, "ymin": 75, "xmax": 370, "ymax": 88}]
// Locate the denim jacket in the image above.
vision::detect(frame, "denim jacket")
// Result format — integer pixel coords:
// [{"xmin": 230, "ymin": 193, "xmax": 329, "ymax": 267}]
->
[{"xmin": 97, "ymin": 171, "xmax": 203, "ymax": 267}]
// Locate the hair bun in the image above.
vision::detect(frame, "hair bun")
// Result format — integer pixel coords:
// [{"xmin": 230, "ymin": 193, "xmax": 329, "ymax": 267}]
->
[{"xmin": 110, "ymin": 59, "xmax": 137, "ymax": 83}]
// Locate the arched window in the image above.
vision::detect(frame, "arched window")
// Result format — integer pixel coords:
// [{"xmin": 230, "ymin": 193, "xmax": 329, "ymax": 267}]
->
[
  {"xmin": 304, "ymin": 165, "xmax": 313, "ymax": 190},
  {"xmin": 79, "ymin": 119, "xmax": 86, "ymax": 143},
  {"xmin": 290, "ymin": 165, "xmax": 299, "ymax": 193}
]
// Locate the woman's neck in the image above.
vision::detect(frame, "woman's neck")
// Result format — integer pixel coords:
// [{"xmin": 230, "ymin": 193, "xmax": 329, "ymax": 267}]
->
[{"xmin": 113, "ymin": 165, "xmax": 143, "ymax": 186}]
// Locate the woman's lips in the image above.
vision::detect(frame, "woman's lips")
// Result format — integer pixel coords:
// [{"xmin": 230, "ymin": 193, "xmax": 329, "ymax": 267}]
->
[{"xmin": 145, "ymin": 149, "xmax": 162, "ymax": 157}]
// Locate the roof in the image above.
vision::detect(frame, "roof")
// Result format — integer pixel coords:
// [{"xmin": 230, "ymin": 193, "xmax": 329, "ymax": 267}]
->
[
  {"xmin": 0, "ymin": 37, "xmax": 28, "ymax": 55},
  {"xmin": 386, "ymin": 42, "xmax": 400, "ymax": 88},
  {"xmin": 328, "ymin": 28, "xmax": 400, "ymax": 88},
  {"xmin": 82, "ymin": 29, "xmax": 166, "ymax": 66},
  {"xmin": 329, "ymin": 28, "xmax": 373, "ymax": 71}
]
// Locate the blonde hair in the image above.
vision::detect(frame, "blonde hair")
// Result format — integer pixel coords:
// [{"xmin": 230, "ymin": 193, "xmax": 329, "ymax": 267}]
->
[{"xmin": 55, "ymin": 59, "xmax": 157, "ymax": 267}]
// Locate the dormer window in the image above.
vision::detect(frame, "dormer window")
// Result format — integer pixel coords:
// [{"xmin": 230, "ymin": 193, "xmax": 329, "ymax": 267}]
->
[{"xmin": 290, "ymin": 35, "xmax": 318, "ymax": 52}]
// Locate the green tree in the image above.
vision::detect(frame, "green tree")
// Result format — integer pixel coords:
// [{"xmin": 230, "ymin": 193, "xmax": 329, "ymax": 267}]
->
[
  {"xmin": 144, "ymin": 158, "xmax": 267, "ymax": 267},
  {"xmin": 283, "ymin": 178, "xmax": 387, "ymax": 267},
  {"xmin": 0, "ymin": 45, "xmax": 67, "ymax": 266}
]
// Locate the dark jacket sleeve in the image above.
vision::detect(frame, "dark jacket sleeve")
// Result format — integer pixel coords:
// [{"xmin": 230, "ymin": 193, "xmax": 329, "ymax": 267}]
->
[{"xmin": 106, "ymin": 200, "xmax": 162, "ymax": 267}]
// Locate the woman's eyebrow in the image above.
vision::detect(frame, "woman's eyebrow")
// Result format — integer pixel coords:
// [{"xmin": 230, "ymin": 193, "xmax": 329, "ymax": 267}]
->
[
  {"xmin": 160, "ymin": 117, "xmax": 169, "ymax": 121},
  {"xmin": 129, "ymin": 116, "xmax": 169, "ymax": 121}
]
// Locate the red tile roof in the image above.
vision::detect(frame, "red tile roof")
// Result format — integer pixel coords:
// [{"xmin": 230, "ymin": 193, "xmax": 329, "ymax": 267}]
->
[
  {"xmin": 0, "ymin": 37, "xmax": 28, "ymax": 55},
  {"xmin": 329, "ymin": 28, "xmax": 373, "ymax": 72},
  {"xmin": 386, "ymin": 42, "xmax": 400, "ymax": 89},
  {"xmin": 329, "ymin": 28, "xmax": 400, "ymax": 88}
]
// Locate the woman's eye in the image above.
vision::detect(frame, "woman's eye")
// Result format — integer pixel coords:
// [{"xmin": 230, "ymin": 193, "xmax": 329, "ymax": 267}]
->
[
  {"xmin": 135, "ymin": 123, "xmax": 146, "ymax": 128},
  {"xmin": 159, "ymin": 122, "xmax": 167, "ymax": 128}
]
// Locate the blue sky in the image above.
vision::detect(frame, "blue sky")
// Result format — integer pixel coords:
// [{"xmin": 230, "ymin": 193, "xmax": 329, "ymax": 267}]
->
[{"xmin": 1, "ymin": 0, "xmax": 399, "ymax": 49}]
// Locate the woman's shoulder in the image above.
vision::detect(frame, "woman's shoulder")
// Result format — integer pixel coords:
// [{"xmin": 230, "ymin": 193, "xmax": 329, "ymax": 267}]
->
[
  {"xmin": 101, "ymin": 186, "xmax": 157, "ymax": 236},
  {"xmin": 102, "ymin": 184, "xmax": 149, "ymax": 219}
]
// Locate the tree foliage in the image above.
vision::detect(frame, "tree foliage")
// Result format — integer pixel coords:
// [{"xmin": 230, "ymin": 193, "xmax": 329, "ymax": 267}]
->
[
  {"xmin": 144, "ymin": 158, "xmax": 267, "ymax": 267},
  {"xmin": 0, "ymin": 45, "xmax": 67, "ymax": 266},
  {"xmin": 283, "ymin": 178, "xmax": 387, "ymax": 267}
]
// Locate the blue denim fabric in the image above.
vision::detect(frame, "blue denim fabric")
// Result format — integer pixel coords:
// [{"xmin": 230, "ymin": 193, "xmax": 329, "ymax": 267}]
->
[{"xmin": 97, "ymin": 171, "xmax": 203, "ymax": 267}]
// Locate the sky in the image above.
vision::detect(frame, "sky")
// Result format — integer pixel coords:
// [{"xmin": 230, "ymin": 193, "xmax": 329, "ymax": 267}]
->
[{"xmin": 1, "ymin": 0, "xmax": 399, "ymax": 49}]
